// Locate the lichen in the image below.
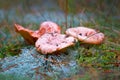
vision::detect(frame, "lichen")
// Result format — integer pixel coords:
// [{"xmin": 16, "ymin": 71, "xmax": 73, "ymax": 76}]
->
[{"xmin": 0, "ymin": 47, "xmax": 83, "ymax": 80}]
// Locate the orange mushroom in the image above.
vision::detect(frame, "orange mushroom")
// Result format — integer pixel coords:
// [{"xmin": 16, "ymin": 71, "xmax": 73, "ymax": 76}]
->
[
  {"xmin": 65, "ymin": 27, "xmax": 105, "ymax": 44},
  {"xmin": 14, "ymin": 21, "xmax": 61, "ymax": 45},
  {"xmin": 35, "ymin": 33, "xmax": 76, "ymax": 54},
  {"xmin": 14, "ymin": 24, "xmax": 41, "ymax": 45}
]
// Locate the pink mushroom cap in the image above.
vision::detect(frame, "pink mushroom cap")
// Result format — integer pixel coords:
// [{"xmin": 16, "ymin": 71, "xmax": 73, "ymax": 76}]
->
[
  {"xmin": 39, "ymin": 21, "xmax": 61, "ymax": 36},
  {"xmin": 65, "ymin": 27, "xmax": 105, "ymax": 44},
  {"xmin": 35, "ymin": 33, "xmax": 76, "ymax": 54}
]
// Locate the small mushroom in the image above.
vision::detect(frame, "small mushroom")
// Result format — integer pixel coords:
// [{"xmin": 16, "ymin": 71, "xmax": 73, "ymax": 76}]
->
[
  {"xmin": 65, "ymin": 27, "xmax": 105, "ymax": 44},
  {"xmin": 14, "ymin": 24, "xmax": 41, "ymax": 45},
  {"xmin": 39, "ymin": 21, "xmax": 61, "ymax": 35},
  {"xmin": 35, "ymin": 33, "xmax": 76, "ymax": 54}
]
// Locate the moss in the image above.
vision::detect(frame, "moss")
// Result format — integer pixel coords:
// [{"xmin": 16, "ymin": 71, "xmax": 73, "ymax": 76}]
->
[{"xmin": 0, "ymin": 73, "xmax": 31, "ymax": 80}]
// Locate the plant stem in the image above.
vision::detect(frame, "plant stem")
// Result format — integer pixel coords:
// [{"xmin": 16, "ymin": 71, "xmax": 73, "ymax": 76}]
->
[{"xmin": 65, "ymin": 0, "xmax": 68, "ymax": 29}]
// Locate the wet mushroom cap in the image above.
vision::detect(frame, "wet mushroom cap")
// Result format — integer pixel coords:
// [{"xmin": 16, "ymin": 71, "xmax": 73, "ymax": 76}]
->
[
  {"xmin": 35, "ymin": 33, "xmax": 76, "ymax": 54},
  {"xmin": 65, "ymin": 27, "xmax": 105, "ymax": 44},
  {"xmin": 39, "ymin": 21, "xmax": 61, "ymax": 35},
  {"xmin": 14, "ymin": 24, "xmax": 41, "ymax": 45}
]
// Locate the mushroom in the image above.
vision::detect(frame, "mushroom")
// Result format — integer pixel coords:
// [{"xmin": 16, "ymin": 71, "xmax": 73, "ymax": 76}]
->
[
  {"xmin": 35, "ymin": 33, "xmax": 76, "ymax": 54},
  {"xmin": 14, "ymin": 21, "xmax": 61, "ymax": 45},
  {"xmin": 39, "ymin": 21, "xmax": 61, "ymax": 35},
  {"xmin": 14, "ymin": 24, "xmax": 41, "ymax": 45},
  {"xmin": 65, "ymin": 27, "xmax": 105, "ymax": 44}
]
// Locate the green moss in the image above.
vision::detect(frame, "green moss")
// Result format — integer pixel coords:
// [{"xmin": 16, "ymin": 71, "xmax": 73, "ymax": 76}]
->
[
  {"xmin": 76, "ymin": 43, "xmax": 119, "ymax": 70},
  {"xmin": 0, "ymin": 43, "xmax": 26, "ymax": 58},
  {"xmin": 0, "ymin": 73, "xmax": 31, "ymax": 80}
]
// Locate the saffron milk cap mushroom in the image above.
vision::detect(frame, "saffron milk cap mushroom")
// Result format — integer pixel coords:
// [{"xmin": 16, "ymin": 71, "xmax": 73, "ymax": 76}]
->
[
  {"xmin": 35, "ymin": 33, "xmax": 77, "ymax": 54},
  {"xmin": 39, "ymin": 21, "xmax": 61, "ymax": 35},
  {"xmin": 65, "ymin": 27, "xmax": 105, "ymax": 44},
  {"xmin": 14, "ymin": 21, "xmax": 61, "ymax": 45},
  {"xmin": 14, "ymin": 24, "xmax": 41, "ymax": 44}
]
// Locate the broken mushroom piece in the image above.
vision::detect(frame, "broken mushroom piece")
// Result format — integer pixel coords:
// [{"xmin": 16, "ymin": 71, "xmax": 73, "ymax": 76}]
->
[
  {"xmin": 65, "ymin": 27, "xmax": 105, "ymax": 44},
  {"xmin": 14, "ymin": 24, "xmax": 41, "ymax": 45},
  {"xmin": 35, "ymin": 33, "xmax": 76, "ymax": 54},
  {"xmin": 39, "ymin": 21, "xmax": 61, "ymax": 35}
]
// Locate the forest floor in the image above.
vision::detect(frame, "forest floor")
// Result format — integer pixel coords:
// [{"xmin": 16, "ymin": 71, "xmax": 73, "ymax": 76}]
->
[{"xmin": 0, "ymin": 0, "xmax": 120, "ymax": 80}]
